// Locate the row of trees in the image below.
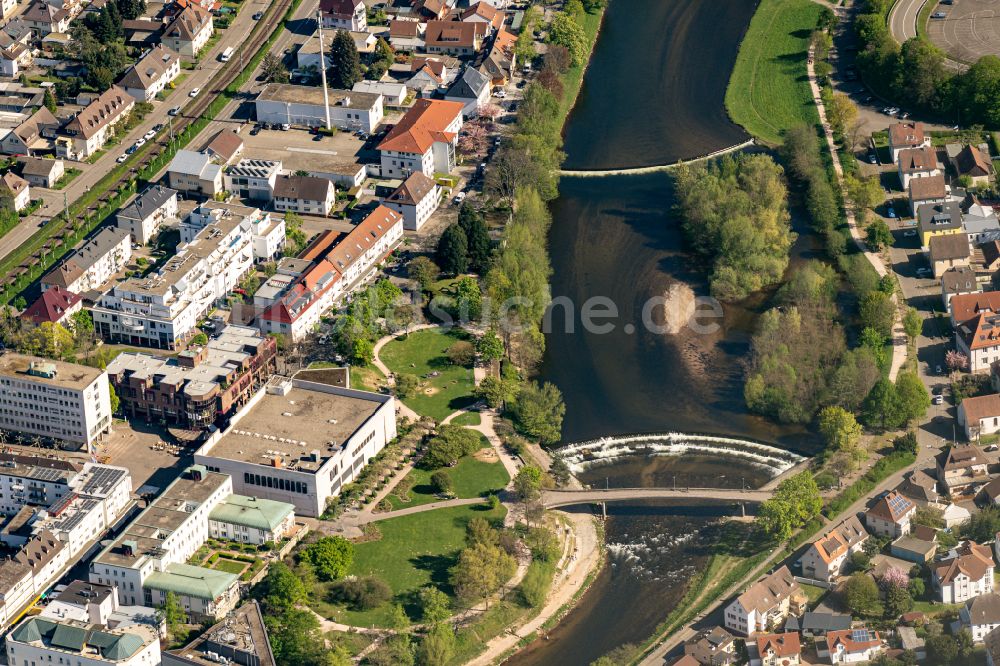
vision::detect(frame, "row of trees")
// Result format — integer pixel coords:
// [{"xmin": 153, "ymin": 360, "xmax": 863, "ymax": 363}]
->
[
  {"xmin": 856, "ymin": 0, "xmax": 1000, "ymax": 127},
  {"xmin": 673, "ymin": 154, "xmax": 795, "ymax": 301}
]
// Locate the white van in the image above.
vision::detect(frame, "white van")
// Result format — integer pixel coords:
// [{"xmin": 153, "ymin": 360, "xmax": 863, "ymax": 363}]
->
[{"xmin": 220, "ymin": 47, "xmax": 235, "ymax": 62}]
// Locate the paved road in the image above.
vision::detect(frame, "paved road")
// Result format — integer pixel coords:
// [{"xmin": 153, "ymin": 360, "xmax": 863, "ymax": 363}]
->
[
  {"xmin": 0, "ymin": 0, "xmax": 273, "ymax": 264},
  {"xmin": 889, "ymin": 0, "xmax": 925, "ymax": 42}
]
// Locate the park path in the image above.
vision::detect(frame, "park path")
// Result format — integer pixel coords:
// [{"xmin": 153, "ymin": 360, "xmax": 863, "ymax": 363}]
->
[
  {"xmin": 370, "ymin": 322, "xmax": 439, "ymax": 422},
  {"xmin": 806, "ymin": 46, "xmax": 907, "ymax": 382}
]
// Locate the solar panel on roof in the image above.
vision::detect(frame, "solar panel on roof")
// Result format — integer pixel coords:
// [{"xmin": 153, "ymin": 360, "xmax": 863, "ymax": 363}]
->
[{"xmin": 851, "ymin": 629, "xmax": 873, "ymax": 643}]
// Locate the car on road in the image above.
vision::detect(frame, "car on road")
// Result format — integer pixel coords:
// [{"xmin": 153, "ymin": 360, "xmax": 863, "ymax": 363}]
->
[
  {"xmin": 144, "ymin": 129, "xmax": 156, "ymax": 140},
  {"xmin": 932, "ymin": 12, "xmax": 947, "ymax": 18},
  {"xmin": 168, "ymin": 106, "xmax": 181, "ymax": 116},
  {"xmin": 189, "ymin": 87, "xmax": 201, "ymax": 97},
  {"xmin": 252, "ymin": 11, "xmax": 263, "ymax": 19},
  {"xmin": 987, "ymin": 444, "xmax": 999, "ymax": 452},
  {"xmin": 933, "ymin": 395, "xmax": 944, "ymax": 405},
  {"xmin": 116, "ymin": 154, "xmax": 127, "ymax": 163}
]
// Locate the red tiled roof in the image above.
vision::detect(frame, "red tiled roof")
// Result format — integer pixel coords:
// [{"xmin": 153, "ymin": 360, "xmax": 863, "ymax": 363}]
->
[
  {"xmin": 21, "ymin": 287, "xmax": 80, "ymax": 325},
  {"xmin": 889, "ymin": 121, "xmax": 926, "ymax": 149},
  {"xmin": 951, "ymin": 291, "xmax": 1000, "ymax": 326},
  {"xmin": 377, "ymin": 98, "xmax": 463, "ymax": 154}
]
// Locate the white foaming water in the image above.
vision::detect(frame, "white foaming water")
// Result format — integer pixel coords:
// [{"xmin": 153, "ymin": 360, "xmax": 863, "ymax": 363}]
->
[{"xmin": 555, "ymin": 432, "xmax": 804, "ymax": 477}]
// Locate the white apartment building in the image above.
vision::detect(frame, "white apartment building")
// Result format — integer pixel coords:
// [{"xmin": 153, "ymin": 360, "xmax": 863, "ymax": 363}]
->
[
  {"xmin": 0, "ymin": 354, "xmax": 112, "ymax": 449},
  {"xmin": 115, "ymin": 185, "xmax": 178, "ymax": 245},
  {"xmin": 324, "ymin": 204, "xmax": 403, "ymax": 285},
  {"xmin": 934, "ymin": 541, "xmax": 996, "ymax": 604},
  {"xmin": 381, "ymin": 171, "xmax": 440, "ymax": 230},
  {"xmin": 223, "ymin": 158, "xmax": 281, "ymax": 201},
  {"xmin": 7, "ymin": 613, "xmax": 160, "ymax": 666},
  {"xmin": 207, "ymin": 494, "xmax": 295, "ymax": 545},
  {"xmin": 377, "ymin": 98, "xmax": 463, "ymax": 179},
  {"xmin": 864, "ymin": 490, "xmax": 915, "ymax": 538},
  {"xmin": 195, "ymin": 376, "xmax": 397, "ymax": 517},
  {"xmin": 320, "ymin": 0, "xmax": 366, "ymax": 30},
  {"xmin": 960, "ymin": 594, "xmax": 1000, "ymax": 643},
  {"xmin": 162, "ymin": 5, "xmax": 213, "ymax": 58},
  {"xmin": 41, "ymin": 227, "xmax": 132, "ymax": 294},
  {"xmin": 272, "ymin": 174, "xmax": 336, "ymax": 217},
  {"xmin": 182, "ymin": 201, "xmax": 285, "ymax": 263},
  {"xmin": 255, "ymin": 84, "xmax": 383, "ymax": 132},
  {"xmin": 724, "ymin": 566, "xmax": 804, "ymax": 636},
  {"xmin": 91, "ymin": 466, "xmax": 293, "ymax": 620},
  {"xmin": 118, "ymin": 45, "xmax": 181, "ymax": 103},
  {"xmin": 57, "ymin": 87, "xmax": 134, "ymax": 161},
  {"xmin": 798, "ymin": 516, "xmax": 868, "ymax": 583},
  {"xmin": 92, "ymin": 213, "xmax": 255, "ymax": 350}
]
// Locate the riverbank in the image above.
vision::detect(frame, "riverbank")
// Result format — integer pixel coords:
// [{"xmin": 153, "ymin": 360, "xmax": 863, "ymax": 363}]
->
[{"xmin": 724, "ymin": 0, "xmax": 824, "ymax": 145}]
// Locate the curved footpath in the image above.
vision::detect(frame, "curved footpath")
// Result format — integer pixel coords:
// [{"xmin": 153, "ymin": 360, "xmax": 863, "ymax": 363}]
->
[{"xmin": 887, "ymin": 0, "xmax": 966, "ymax": 70}]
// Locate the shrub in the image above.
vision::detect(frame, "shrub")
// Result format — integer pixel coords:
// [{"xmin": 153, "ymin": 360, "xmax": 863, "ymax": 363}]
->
[{"xmin": 329, "ymin": 576, "xmax": 391, "ymax": 611}]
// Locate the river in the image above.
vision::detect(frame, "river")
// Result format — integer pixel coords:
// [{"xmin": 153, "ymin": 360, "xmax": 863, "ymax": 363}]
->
[{"xmin": 510, "ymin": 0, "xmax": 816, "ymax": 663}]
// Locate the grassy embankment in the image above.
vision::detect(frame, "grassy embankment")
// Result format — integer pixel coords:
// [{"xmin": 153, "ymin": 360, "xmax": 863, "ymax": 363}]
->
[
  {"xmin": 724, "ymin": 0, "xmax": 823, "ymax": 146},
  {"xmin": 379, "ymin": 328, "xmax": 477, "ymax": 421}
]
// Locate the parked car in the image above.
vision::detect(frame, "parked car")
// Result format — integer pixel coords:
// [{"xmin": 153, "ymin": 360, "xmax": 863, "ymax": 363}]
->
[
  {"xmin": 252, "ymin": 11, "xmax": 263, "ymax": 19},
  {"xmin": 868, "ymin": 153, "xmax": 877, "ymax": 164},
  {"xmin": 168, "ymin": 106, "xmax": 181, "ymax": 116},
  {"xmin": 189, "ymin": 87, "xmax": 201, "ymax": 98},
  {"xmin": 134, "ymin": 138, "xmax": 145, "ymax": 149},
  {"xmin": 900, "ymin": 111, "xmax": 911, "ymax": 119},
  {"xmin": 492, "ymin": 89, "xmax": 506, "ymax": 98},
  {"xmin": 916, "ymin": 267, "xmax": 932, "ymax": 276},
  {"xmin": 903, "ymin": 229, "xmax": 917, "ymax": 237},
  {"xmin": 932, "ymin": 11, "xmax": 947, "ymax": 18},
  {"xmin": 887, "ymin": 207, "xmax": 896, "ymax": 218},
  {"xmin": 933, "ymin": 395, "xmax": 944, "ymax": 405},
  {"xmin": 453, "ymin": 191, "xmax": 466, "ymax": 205},
  {"xmin": 152, "ymin": 124, "xmax": 164, "ymax": 132},
  {"xmin": 280, "ymin": 123, "xmax": 290, "ymax": 131},
  {"xmin": 935, "ymin": 365, "xmax": 943, "ymax": 374},
  {"xmin": 125, "ymin": 144, "xmax": 137, "ymax": 155},
  {"xmin": 144, "ymin": 129, "xmax": 156, "ymax": 140},
  {"xmin": 116, "ymin": 154, "xmax": 127, "ymax": 163}
]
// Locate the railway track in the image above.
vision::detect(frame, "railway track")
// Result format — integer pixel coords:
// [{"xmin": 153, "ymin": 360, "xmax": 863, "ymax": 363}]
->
[{"xmin": 1, "ymin": 0, "xmax": 294, "ymax": 297}]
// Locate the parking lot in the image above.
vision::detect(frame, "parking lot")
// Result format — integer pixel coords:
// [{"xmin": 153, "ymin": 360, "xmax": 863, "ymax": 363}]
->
[{"xmin": 926, "ymin": 0, "xmax": 1000, "ymax": 63}]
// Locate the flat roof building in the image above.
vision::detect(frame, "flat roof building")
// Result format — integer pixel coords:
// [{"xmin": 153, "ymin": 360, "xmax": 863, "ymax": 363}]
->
[{"xmin": 255, "ymin": 84, "xmax": 384, "ymax": 132}]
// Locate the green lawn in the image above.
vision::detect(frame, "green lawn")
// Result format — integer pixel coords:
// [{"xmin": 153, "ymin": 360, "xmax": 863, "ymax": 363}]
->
[
  {"xmin": 725, "ymin": 0, "xmax": 823, "ymax": 145},
  {"xmin": 380, "ymin": 328, "xmax": 476, "ymax": 420},
  {"xmin": 310, "ymin": 503, "xmax": 507, "ymax": 627},
  {"xmin": 800, "ymin": 583, "xmax": 827, "ymax": 605},
  {"xmin": 212, "ymin": 557, "xmax": 248, "ymax": 575},
  {"xmin": 450, "ymin": 411, "xmax": 481, "ymax": 426},
  {"xmin": 388, "ymin": 433, "xmax": 508, "ymax": 510}
]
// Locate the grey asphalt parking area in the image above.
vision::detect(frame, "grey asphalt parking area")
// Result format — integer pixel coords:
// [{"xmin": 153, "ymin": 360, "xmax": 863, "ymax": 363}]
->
[{"xmin": 927, "ymin": 0, "xmax": 1000, "ymax": 63}]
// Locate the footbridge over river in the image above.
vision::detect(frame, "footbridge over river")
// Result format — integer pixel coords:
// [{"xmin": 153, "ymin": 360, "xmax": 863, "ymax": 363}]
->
[{"xmin": 557, "ymin": 139, "xmax": 756, "ymax": 178}]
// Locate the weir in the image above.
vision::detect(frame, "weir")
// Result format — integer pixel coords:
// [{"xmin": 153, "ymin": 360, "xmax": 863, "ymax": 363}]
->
[{"xmin": 557, "ymin": 139, "xmax": 756, "ymax": 177}]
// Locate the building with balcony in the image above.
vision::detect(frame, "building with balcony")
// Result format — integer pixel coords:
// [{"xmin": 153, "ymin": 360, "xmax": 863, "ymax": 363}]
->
[
  {"xmin": 105, "ymin": 325, "xmax": 277, "ymax": 429},
  {"xmin": 724, "ymin": 566, "xmax": 805, "ymax": 636},
  {"xmin": 41, "ymin": 227, "xmax": 132, "ymax": 294},
  {"xmin": 377, "ymin": 98, "xmax": 463, "ymax": 179},
  {"xmin": 181, "ymin": 201, "xmax": 285, "ymax": 264},
  {"xmin": 115, "ymin": 185, "xmax": 179, "ymax": 246},
  {"xmin": 92, "ymin": 212, "xmax": 255, "ymax": 350}
]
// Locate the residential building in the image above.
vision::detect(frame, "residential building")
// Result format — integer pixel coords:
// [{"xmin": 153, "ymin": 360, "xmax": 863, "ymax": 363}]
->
[
  {"xmin": 682, "ymin": 627, "xmax": 736, "ymax": 666},
  {"xmin": 988, "ymin": 626, "xmax": 1000, "ymax": 666},
  {"xmin": 0, "ymin": 34, "xmax": 32, "ymax": 78},
  {"xmin": 944, "ymin": 502, "xmax": 972, "ymax": 528},
  {"xmin": 203, "ymin": 129, "xmax": 243, "ymax": 165},
  {"xmin": 407, "ymin": 56, "xmax": 456, "ymax": 94},
  {"xmin": 964, "ymin": 202, "xmax": 1000, "ymax": 244},
  {"xmin": 184, "ymin": 201, "xmax": 285, "ymax": 263},
  {"xmin": 897, "ymin": 145, "xmax": 941, "ymax": 190},
  {"xmin": 194, "ymin": 375, "xmax": 398, "ymax": 518},
  {"xmin": 389, "ymin": 19, "xmax": 426, "ymax": 52},
  {"xmin": 223, "ymin": 159, "xmax": 281, "ymax": 201},
  {"xmin": 162, "ymin": 5, "xmax": 214, "ymax": 58},
  {"xmin": 820, "ymin": 628, "xmax": 883, "ymax": 664},
  {"xmin": 934, "ymin": 540, "xmax": 996, "ymax": 603},
  {"xmin": 937, "ymin": 444, "xmax": 990, "ymax": 493},
  {"xmin": 864, "ymin": 490, "xmax": 915, "ymax": 538},
  {"xmin": 105, "ymin": 325, "xmax": 277, "ymax": 429},
  {"xmin": 909, "ymin": 172, "xmax": 948, "ymax": 214},
  {"xmin": 889, "ymin": 121, "xmax": 930, "ymax": 163},
  {"xmin": 92, "ymin": 212, "xmax": 255, "ymax": 350},
  {"xmin": 0, "ymin": 108, "xmax": 59, "ymax": 157},
  {"xmin": 167, "ymin": 150, "xmax": 223, "ymax": 197},
  {"xmin": 798, "ymin": 516, "xmax": 868, "ymax": 582},
  {"xmin": 21, "ymin": 286, "xmax": 81, "ymax": 326},
  {"xmin": 1, "ymin": 172, "xmax": 29, "ymax": 211},
  {"xmin": 890, "ymin": 534, "xmax": 937, "ymax": 564},
  {"xmin": 445, "ymin": 66, "xmax": 491, "ymax": 117},
  {"xmin": 949, "ymin": 143, "xmax": 993, "ymax": 187},
  {"xmin": 41, "ymin": 227, "xmax": 132, "ymax": 294},
  {"xmin": 272, "ymin": 175, "xmax": 336, "ymax": 216},
  {"xmin": 19, "ymin": 156, "xmax": 64, "ymax": 188},
  {"xmin": 929, "ymin": 232, "xmax": 970, "ymax": 278},
  {"xmin": 381, "ymin": 171, "xmax": 440, "ymax": 230},
  {"xmin": 118, "ymin": 46, "xmax": 180, "ymax": 104},
  {"xmin": 951, "ymin": 291, "xmax": 1000, "ymax": 327},
  {"xmin": 207, "ymin": 494, "xmax": 294, "ymax": 545},
  {"xmin": 254, "ymin": 84, "xmax": 384, "ymax": 132},
  {"xmin": 751, "ymin": 632, "xmax": 800, "ymax": 666},
  {"xmin": 39, "ymin": 580, "xmax": 162, "ymax": 632},
  {"xmin": 723, "ymin": 566, "xmax": 804, "ymax": 636},
  {"xmin": 959, "ymin": 394, "xmax": 1000, "ymax": 440},
  {"xmin": 257, "ymin": 206, "xmax": 402, "ymax": 340},
  {"xmin": 378, "ymin": 98, "xmax": 464, "ymax": 178},
  {"xmin": 918, "ymin": 200, "xmax": 963, "ymax": 248},
  {"xmin": 982, "ymin": 475, "xmax": 1000, "ymax": 505},
  {"xmin": 942, "ymin": 265, "xmax": 977, "ymax": 308},
  {"xmin": 115, "ymin": 185, "xmax": 179, "ymax": 245},
  {"xmin": 0, "ymin": 353, "xmax": 113, "ymax": 449},
  {"xmin": 58, "ymin": 87, "xmax": 135, "ymax": 161},
  {"xmin": 897, "ymin": 468, "xmax": 940, "ymax": 504},
  {"xmin": 424, "ymin": 20, "xmax": 484, "ymax": 56},
  {"xmin": 319, "ymin": 0, "xmax": 365, "ymax": 30},
  {"xmin": 6, "ymin": 616, "xmax": 160, "ymax": 666},
  {"xmin": 783, "ymin": 612, "xmax": 851, "ymax": 638},
  {"xmin": 22, "ymin": 1, "xmax": 70, "ymax": 35},
  {"xmin": 460, "ymin": 2, "xmax": 504, "ymax": 33},
  {"xmin": 480, "ymin": 28, "xmax": 517, "ymax": 87},
  {"xmin": 163, "ymin": 600, "xmax": 275, "ymax": 666},
  {"xmin": 89, "ymin": 466, "xmax": 270, "ymax": 620}
]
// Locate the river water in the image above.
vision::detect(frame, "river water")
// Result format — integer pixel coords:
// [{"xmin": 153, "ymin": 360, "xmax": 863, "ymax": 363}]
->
[{"xmin": 509, "ymin": 0, "xmax": 820, "ymax": 663}]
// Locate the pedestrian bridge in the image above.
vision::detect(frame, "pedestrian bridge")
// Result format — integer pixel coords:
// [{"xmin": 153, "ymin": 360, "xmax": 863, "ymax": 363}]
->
[
  {"xmin": 557, "ymin": 139, "xmax": 756, "ymax": 178},
  {"xmin": 540, "ymin": 487, "xmax": 774, "ymax": 509}
]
